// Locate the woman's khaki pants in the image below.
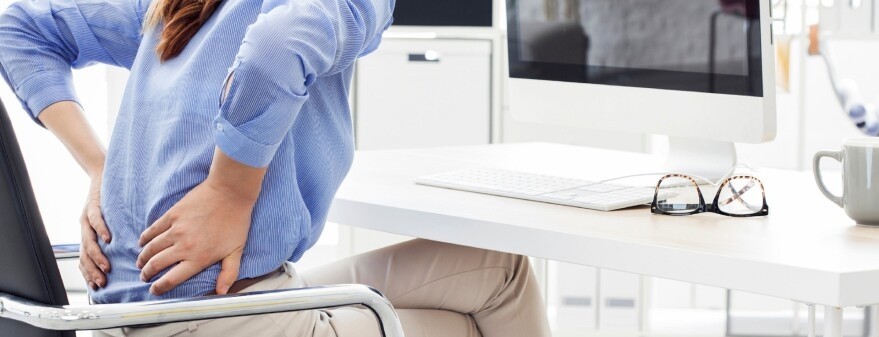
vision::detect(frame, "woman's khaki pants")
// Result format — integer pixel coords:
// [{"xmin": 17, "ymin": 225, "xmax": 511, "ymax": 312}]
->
[{"xmin": 94, "ymin": 239, "xmax": 552, "ymax": 337}]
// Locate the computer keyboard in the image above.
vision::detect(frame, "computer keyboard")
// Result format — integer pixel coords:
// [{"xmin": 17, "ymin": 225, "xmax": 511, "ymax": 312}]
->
[{"xmin": 415, "ymin": 168, "xmax": 657, "ymax": 211}]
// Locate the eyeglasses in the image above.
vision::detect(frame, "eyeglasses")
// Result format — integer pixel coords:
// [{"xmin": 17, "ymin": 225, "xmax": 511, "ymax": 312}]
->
[{"xmin": 651, "ymin": 174, "xmax": 769, "ymax": 217}]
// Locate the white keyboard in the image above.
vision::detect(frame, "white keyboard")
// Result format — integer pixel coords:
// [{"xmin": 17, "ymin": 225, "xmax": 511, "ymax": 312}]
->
[{"xmin": 415, "ymin": 168, "xmax": 656, "ymax": 211}]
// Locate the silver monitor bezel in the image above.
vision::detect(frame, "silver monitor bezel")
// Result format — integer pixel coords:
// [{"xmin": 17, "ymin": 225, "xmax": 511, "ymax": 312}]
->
[{"xmin": 506, "ymin": 0, "xmax": 777, "ymax": 144}]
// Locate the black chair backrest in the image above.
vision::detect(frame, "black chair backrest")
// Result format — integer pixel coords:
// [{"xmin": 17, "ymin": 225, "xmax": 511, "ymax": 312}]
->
[{"xmin": 0, "ymin": 98, "xmax": 73, "ymax": 337}]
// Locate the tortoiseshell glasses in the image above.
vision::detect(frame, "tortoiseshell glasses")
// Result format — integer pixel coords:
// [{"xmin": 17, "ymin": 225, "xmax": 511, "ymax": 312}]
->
[{"xmin": 651, "ymin": 174, "xmax": 769, "ymax": 217}]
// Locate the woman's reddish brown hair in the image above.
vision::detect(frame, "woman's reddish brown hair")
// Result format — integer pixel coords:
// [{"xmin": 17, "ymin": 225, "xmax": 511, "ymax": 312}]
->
[{"xmin": 146, "ymin": 0, "xmax": 223, "ymax": 62}]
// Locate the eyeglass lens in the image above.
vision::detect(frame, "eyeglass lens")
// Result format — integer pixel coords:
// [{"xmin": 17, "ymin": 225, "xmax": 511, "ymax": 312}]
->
[
  {"xmin": 655, "ymin": 176, "xmax": 701, "ymax": 214},
  {"xmin": 717, "ymin": 177, "xmax": 765, "ymax": 216}
]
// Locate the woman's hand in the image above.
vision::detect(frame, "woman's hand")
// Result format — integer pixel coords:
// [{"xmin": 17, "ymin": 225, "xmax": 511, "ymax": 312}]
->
[
  {"xmin": 136, "ymin": 148, "xmax": 267, "ymax": 296},
  {"xmin": 79, "ymin": 170, "xmax": 111, "ymax": 290}
]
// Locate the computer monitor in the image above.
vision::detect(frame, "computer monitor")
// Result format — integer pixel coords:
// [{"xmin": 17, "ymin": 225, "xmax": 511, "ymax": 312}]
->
[{"xmin": 506, "ymin": 0, "xmax": 776, "ymax": 179}]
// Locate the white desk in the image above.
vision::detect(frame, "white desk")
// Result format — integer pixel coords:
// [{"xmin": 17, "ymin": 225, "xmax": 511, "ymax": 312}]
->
[{"xmin": 327, "ymin": 143, "xmax": 879, "ymax": 337}]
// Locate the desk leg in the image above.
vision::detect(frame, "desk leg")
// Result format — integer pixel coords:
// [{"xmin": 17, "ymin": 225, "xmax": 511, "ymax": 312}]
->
[
  {"xmin": 638, "ymin": 275, "xmax": 651, "ymax": 333},
  {"xmin": 824, "ymin": 306, "xmax": 844, "ymax": 337},
  {"xmin": 808, "ymin": 304, "xmax": 816, "ymax": 337},
  {"xmin": 870, "ymin": 305, "xmax": 879, "ymax": 337}
]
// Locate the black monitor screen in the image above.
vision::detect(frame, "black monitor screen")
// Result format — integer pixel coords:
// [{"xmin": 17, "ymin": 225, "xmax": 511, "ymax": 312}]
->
[
  {"xmin": 393, "ymin": 0, "xmax": 492, "ymax": 27},
  {"xmin": 507, "ymin": 0, "xmax": 764, "ymax": 97}
]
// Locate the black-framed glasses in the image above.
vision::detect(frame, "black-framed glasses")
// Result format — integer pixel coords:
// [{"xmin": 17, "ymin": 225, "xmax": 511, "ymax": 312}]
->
[{"xmin": 651, "ymin": 174, "xmax": 769, "ymax": 217}]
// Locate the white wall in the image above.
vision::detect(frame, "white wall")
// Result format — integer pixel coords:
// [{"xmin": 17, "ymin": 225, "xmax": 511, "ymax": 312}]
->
[
  {"xmin": 801, "ymin": 39, "xmax": 879, "ymax": 165},
  {"xmin": 738, "ymin": 38, "xmax": 878, "ymax": 171}
]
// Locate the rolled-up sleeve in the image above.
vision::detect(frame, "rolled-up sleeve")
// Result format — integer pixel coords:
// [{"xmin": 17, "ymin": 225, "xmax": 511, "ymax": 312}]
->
[
  {"xmin": 215, "ymin": 0, "xmax": 395, "ymax": 168},
  {"xmin": 0, "ymin": 0, "xmax": 149, "ymax": 121}
]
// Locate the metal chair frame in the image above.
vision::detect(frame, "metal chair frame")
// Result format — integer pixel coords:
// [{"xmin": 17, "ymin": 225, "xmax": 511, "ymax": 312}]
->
[{"xmin": 1, "ymin": 240, "xmax": 404, "ymax": 337}]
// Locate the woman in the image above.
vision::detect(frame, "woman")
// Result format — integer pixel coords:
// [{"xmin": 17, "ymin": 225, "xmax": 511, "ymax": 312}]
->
[{"xmin": 0, "ymin": 0, "xmax": 551, "ymax": 336}]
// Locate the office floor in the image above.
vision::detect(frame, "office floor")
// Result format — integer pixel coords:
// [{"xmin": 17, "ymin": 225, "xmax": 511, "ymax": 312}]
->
[
  {"xmin": 649, "ymin": 308, "xmax": 727, "ymax": 336},
  {"xmin": 548, "ymin": 308, "xmax": 726, "ymax": 337}
]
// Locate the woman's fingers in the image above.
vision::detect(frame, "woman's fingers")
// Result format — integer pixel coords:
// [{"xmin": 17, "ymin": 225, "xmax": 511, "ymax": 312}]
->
[
  {"xmin": 140, "ymin": 245, "xmax": 181, "ymax": 282},
  {"xmin": 150, "ymin": 260, "xmax": 201, "ymax": 296},
  {"xmin": 85, "ymin": 240, "xmax": 111, "ymax": 274},
  {"xmin": 80, "ymin": 218, "xmax": 111, "ymax": 273},
  {"xmin": 79, "ymin": 250, "xmax": 105, "ymax": 289},
  {"xmin": 78, "ymin": 175, "xmax": 110, "ymax": 290},
  {"xmin": 77, "ymin": 260, "xmax": 93, "ymax": 290},
  {"xmin": 87, "ymin": 204, "xmax": 111, "ymax": 243},
  {"xmin": 137, "ymin": 231, "xmax": 173, "ymax": 269},
  {"xmin": 139, "ymin": 213, "xmax": 172, "ymax": 247},
  {"xmin": 216, "ymin": 250, "xmax": 242, "ymax": 295}
]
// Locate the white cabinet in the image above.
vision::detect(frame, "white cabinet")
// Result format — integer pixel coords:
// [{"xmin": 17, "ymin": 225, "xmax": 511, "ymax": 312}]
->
[
  {"xmin": 549, "ymin": 262, "xmax": 598, "ymax": 332},
  {"xmin": 354, "ymin": 38, "xmax": 493, "ymax": 150},
  {"xmin": 548, "ymin": 262, "xmax": 647, "ymax": 333},
  {"xmin": 598, "ymin": 270, "xmax": 643, "ymax": 331}
]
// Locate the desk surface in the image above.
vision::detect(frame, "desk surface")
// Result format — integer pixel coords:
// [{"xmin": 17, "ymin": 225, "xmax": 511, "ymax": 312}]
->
[{"xmin": 327, "ymin": 143, "xmax": 879, "ymax": 307}]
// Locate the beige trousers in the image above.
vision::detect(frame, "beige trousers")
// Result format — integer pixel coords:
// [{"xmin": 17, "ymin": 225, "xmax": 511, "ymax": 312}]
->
[{"xmin": 94, "ymin": 239, "xmax": 551, "ymax": 337}]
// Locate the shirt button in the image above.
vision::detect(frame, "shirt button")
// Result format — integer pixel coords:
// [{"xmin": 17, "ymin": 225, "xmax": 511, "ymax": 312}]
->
[{"xmin": 216, "ymin": 123, "xmax": 225, "ymax": 131}]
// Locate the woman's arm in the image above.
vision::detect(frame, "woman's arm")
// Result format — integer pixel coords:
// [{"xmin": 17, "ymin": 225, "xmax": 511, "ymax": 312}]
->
[
  {"xmin": 39, "ymin": 102, "xmax": 106, "ymax": 178},
  {"xmin": 212, "ymin": 0, "xmax": 396, "ymax": 167},
  {"xmin": 39, "ymin": 102, "xmax": 111, "ymax": 290}
]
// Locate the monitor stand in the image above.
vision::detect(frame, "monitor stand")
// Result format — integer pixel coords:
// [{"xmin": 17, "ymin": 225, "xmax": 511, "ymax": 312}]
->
[{"xmin": 664, "ymin": 137, "xmax": 737, "ymax": 182}]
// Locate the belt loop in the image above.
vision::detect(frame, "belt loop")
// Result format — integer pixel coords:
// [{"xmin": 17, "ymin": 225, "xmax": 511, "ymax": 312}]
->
[{"xmin": 283, "ymin": 262, "xmax": 295, "ymax": 277}]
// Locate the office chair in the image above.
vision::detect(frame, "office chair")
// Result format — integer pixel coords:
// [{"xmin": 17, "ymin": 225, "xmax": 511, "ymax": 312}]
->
[{"xmin": 0, "ymin": 98, "xmax": 404, "ymax": 337}]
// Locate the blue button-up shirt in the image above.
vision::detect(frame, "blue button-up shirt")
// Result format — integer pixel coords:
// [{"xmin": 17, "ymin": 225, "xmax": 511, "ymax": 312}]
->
[{"xmin": 0, "ymin": 0, "xmax": 393, "ymax": 303}]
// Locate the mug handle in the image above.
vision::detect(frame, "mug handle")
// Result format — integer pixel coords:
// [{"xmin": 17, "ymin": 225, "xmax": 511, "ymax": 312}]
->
[{"xmin": 813, "ymin": 151, "xmax": 844, "ymax": 207}]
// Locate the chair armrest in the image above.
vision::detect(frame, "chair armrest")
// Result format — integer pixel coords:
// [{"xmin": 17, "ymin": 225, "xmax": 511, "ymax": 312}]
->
[
  {"xmin": 52, "ymin": 243, "xmax": 80, "ymax": 260},
  {"xmin": 0, "ymin": 284, "xmax": 404, "ymax": 337}
]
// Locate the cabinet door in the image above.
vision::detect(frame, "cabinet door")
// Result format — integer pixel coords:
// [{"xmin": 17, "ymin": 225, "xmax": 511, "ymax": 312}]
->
[
  {"xmin": 355, "ymin": 39, "xmax": 492, "ymax": 150},
  {"xmin": 549, "ymin": 262, "xmax": 598, "ymax": 331}
]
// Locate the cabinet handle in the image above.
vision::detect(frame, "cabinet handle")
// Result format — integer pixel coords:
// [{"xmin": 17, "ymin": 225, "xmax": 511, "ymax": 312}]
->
[{"xmin": 409, "ymin": 51, "xmax": 441, "ymax": 63}]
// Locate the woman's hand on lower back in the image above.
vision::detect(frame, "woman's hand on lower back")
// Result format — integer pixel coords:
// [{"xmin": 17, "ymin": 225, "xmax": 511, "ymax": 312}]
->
[
  {"xmin": 79, "ymin": 171, "xmax": 112, "ymax": 290},
  {"xmin": 136, "ymin": 148, "xmax": 266, "ymax": 296},
  {"xmin": 136, "ymin": 177, "xmax": 257, "ymax": 296}
]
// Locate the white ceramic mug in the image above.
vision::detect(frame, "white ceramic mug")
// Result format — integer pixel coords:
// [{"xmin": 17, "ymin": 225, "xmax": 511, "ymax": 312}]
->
[{"xmin": 813, "ymin": 138, "xmax": 879, "ymax": 226}]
